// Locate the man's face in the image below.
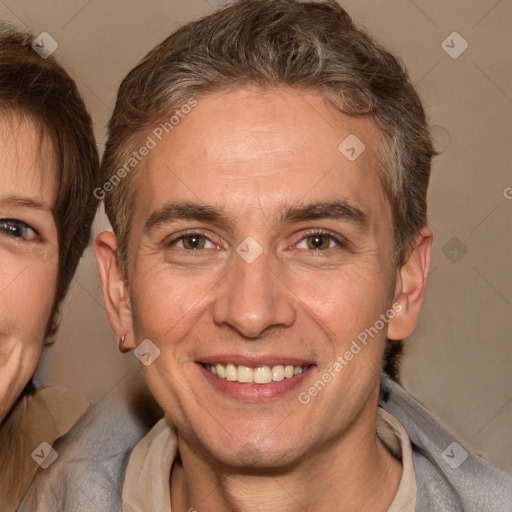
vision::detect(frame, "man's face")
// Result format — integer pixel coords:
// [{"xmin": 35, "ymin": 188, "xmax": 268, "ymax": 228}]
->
[
  {"xmin": 0, "ymin": 114, "xmax": 58, "ymax": 421},
  {"xmin": 126, "ymin": 87, "xmax": 399, "ymax": 467}
]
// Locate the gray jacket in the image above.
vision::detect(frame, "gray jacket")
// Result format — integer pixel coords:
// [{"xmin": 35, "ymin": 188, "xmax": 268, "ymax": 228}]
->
[
  {"xmin": 20, "ymin": 375, "xmax": 512, "ymax": 511},
  {"xmin": 380, "ymin": 376, "xmax": 512, "ymax": 511}
]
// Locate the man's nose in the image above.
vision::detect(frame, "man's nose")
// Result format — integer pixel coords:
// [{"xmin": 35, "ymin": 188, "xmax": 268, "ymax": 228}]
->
[{"xmin": 212, "ymin": 247, "xmax": 296, "ymax": 338}]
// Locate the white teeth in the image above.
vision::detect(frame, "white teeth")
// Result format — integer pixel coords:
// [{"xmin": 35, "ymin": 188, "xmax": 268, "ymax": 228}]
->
[
  {"xmin": 237, "ymin": 365, "xmax": 253, "ymax": 383},
  {"xmin": 225, "ymin": 363, "xmax": 237, "ymax": 382},
  {"xmin": 254, "ymin": 366, "xmax": 272, "ymax": 384},
  {"xmin": 205, "ymin": 363, "xmax": 307, "ymax": 384},
  {"xmin": 215, "ymin": 364, "xmax": 225, "ymax": 379},
  {"xmin": 272, "ymin": 365, "xmax": 285, "ymax": 382}
]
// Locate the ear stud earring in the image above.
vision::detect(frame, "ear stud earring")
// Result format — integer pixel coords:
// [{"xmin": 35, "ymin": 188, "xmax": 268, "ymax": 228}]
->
[{"xmin": 118, "ymin": 333, "xmax": 130, "ymax": 353}]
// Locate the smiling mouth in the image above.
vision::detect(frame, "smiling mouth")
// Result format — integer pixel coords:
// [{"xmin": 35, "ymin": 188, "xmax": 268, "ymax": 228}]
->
[{"xmin": 202, "ymin": 363, "xmax": 311, "ymax": 384}]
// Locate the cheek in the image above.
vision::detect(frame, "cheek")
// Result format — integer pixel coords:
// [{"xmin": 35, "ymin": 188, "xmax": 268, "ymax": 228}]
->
[
  {"xmin": 129, "ymin": 267, "xmax": 218, "ymax": 403},
  {"xmin": 0, "ymin": 257, "xmax": 58, "ymax": 417},
  {"xmin": 129, "ymin": 270, "xmax": 217, "ymax": 420},
  {"xmin": 11, "ymin": 260, "xmax": 57, "ymax": 343},
  {"xmin": 1, "ymin": 249, "xmax": 57, "ymax": 319},
  {"xmin": 289, "ymin": 261, "xmax": 392, "ymax": 343},
  {"xmin": 131, "ymin": 266, "xmax": 220, "ymax": 342}
]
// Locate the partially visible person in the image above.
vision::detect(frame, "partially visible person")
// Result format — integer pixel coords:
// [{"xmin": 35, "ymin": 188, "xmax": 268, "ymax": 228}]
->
[{"xmin": 0, "ymin": 24, "xmax": 100, "ymax": 510}]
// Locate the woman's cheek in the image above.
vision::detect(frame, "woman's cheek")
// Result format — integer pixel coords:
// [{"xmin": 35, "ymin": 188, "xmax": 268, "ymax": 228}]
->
[{"xmin": 16, "ymin": 259, "xmax": 58, "ymax": 370}]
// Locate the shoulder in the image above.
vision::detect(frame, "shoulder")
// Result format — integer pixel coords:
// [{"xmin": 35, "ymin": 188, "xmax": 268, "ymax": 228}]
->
[
  {"xmin": 18, "ymin": 397, "xmax": 156, "ymax": 512},
  {"xmin": 380, "ymin": 374, "xmax": 512, "ymax": 512}
]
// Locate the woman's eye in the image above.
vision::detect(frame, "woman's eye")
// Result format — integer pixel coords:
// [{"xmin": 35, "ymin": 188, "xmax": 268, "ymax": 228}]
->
[
  {"xmin": 171, "ymin": 234, "xmax": 216, "ymax": 250},
  {"xmin": 296, "ymin": 233, "xmax": 339, "ymax": 251},
  {"xmin": 0, "ymin": 219, "xmax": 37, "ymax": 241}
]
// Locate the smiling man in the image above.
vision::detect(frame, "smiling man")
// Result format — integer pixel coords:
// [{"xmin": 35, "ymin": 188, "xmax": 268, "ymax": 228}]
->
[
  {"xmin": 106, "ymin": 86, "xmax": 418, "ymax": 511},
  {"xmin": 93, "ymin": 1, "xmax": 510, "ymax": 511},
  {"xmin": 21, "ymin": 0, "xmax": 511, "ymax": 511}
]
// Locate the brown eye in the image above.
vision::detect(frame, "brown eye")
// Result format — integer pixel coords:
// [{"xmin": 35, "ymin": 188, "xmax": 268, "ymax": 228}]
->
[
  {"xmin": 182, "ymin": 234, "xmax": 207, "ymax": 249},
  {"xmin": 165, "ymin": 232, "xmax": 218, "ymax": 251},
  {"xmin": 306, "ymin": 234, "xmax": 331, "ymax": 250}
]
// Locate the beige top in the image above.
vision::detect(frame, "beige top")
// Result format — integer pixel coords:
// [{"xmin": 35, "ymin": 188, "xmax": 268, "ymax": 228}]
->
[
  {"xmin": 0, "ymin": 386, "xmax": 89, "ymax": 512},
  {"xmin": 123, "ymin": 407, "xmax": 416, "ymax": 512}
]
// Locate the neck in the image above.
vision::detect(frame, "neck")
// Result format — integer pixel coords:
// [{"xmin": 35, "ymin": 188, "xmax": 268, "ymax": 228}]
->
[{"xmin": 170, "ymin": 408, "xmax": 402, "ymax": 512}]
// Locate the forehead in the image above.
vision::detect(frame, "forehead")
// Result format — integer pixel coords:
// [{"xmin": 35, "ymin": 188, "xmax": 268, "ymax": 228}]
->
[
  {"xmin": 135, "ymin": 87, "xmax": 390, "ymax": 226},
  {"xmin": 0, "ymin": 111, "xmax": 58, "ymax": 202}
]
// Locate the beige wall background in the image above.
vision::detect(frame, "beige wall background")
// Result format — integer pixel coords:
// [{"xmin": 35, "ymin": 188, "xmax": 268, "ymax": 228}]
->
[{"xmin": 2, "ymin": 0, "xmax": 510, "ymax": 470}]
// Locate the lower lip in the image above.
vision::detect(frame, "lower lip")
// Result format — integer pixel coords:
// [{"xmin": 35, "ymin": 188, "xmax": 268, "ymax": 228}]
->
[{"xmin": 198, "ymin": 363, "xmax": 314, "ymax": 402}]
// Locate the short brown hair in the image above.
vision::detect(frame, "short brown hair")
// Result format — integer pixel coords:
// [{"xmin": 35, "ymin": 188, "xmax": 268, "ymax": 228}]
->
[
  {"xmin": 0, "ymin": 25, "xmax": 100, "ymax": 336},
  {"xmin": 102, "ymin": 0, "xmax": 435, "ymax": 379}
]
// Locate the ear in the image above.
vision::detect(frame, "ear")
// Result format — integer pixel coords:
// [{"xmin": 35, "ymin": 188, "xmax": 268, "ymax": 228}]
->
[
  {"xmin": 387, "ymin": 226, "xmax": 433, "ymax": 340},
  {"xmin": 94, "ymin": 231, "xmax": 136, "ymax": 351}
]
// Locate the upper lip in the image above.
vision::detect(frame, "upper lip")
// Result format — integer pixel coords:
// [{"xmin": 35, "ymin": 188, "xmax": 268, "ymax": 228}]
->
[{"xmin": 197, "ymin": 354, "xmax": 315, "ymax": 368}]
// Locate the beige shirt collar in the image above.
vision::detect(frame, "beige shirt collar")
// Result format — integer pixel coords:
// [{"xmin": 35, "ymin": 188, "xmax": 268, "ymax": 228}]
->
[
  {"xmin": 123, "ymin": 407, "xmax": 416, "ymax": 512},
  {"xmin": 378, "ymin": 408, "xmax": 417, "ymax": 512}
]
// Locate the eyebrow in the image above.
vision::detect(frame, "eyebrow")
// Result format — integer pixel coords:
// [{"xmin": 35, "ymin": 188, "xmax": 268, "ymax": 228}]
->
[
  {"xmin": 280, "ymin": 200, "xmax": 369, "ymax": 232},
  {"xmin": 143, "ymin": 200, "xmax": 368, "ymax": 234},
  {"xmin": 0, "ymin": 194, "xmax": 53, "ymax": 213},
  {"xmin": 144, "ymin": 203, "xmax": 232, "ymax": 234}
]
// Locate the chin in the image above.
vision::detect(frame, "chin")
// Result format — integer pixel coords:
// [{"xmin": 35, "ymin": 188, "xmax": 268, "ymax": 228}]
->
[{"xmin": 191, "ymin": 427, "xmax": 304, "ymax": 471}]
